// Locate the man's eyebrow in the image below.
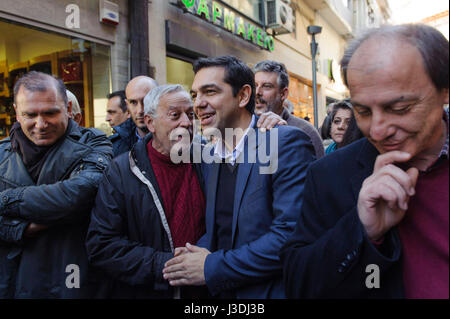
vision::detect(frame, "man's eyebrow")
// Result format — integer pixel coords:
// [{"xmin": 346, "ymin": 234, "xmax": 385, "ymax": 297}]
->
[
  {"xmin": 199, "ymin": 84, "xmax": 221, "ymax": 91},
  {"xmin": 350, "ymin": 100, "xmax": 368, "ymax": 108},
  {"xmin": 379, "ymin": 96, "xmax": 419, "ymax": 108},
  {"xmin": 191, "ymin": 84, "xmax": 222, "ymax": 95},
  {"xmin": 351, "ymin": 96, "xmax": 419, "ymax": 109},
  {"xmin": 24, "ymin": 108, "xmax": 60, "ymax": 115}
]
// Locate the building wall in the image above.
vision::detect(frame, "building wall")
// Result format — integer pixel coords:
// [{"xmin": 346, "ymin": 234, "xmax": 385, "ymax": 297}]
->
[
  {"xmin": 0, "ymin": 0, "xmax": 129, "ymax": 135},
  {"xmin": 0, "ymin": 0, "xmax": 129, "ymax": 93},
  {"xmin": 148, "ymin": 0, "xmax": 349, "ymax": 125},
  {"xmin": 314, "ymin": 13, "xmax": 348, "ymax": 107}
]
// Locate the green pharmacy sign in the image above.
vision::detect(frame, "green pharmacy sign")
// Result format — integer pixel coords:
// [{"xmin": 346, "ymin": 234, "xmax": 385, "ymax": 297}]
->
[{"xmin": 179, "ymin": 0, "xmax": 275, "ymax": 52}]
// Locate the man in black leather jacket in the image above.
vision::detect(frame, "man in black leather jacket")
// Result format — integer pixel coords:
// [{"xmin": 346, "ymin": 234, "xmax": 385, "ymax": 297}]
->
[{"xmin": 0, "ymin": 71, "xmax": 113, "ymax": 298}]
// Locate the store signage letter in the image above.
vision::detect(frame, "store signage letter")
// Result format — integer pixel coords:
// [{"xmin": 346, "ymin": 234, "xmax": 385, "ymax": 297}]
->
[{"xmin": 179, "ymin": 0, "xmax": 275, "ymax": 52}]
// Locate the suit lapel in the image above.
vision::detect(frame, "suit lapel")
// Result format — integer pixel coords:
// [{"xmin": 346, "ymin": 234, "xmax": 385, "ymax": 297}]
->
[
  {"xmin": 350, "ymin": 139, "xmax": 379, "ymax": 201},
  {"xmin": 231, "ymin": 123, "xmax": 259, "ymax": 247}
]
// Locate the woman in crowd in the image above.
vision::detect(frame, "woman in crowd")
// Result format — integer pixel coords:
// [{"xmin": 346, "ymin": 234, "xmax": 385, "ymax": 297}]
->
[{"xmin": 325, "ymin": 100, "xmax": 362, "ymax": 154}]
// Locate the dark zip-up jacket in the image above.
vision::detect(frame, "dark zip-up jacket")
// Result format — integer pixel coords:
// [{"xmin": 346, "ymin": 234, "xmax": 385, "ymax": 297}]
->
[
  {"xmin": 109, "ymin": 118, "xmax": 138, "ymax": 157},
  {"xmin": 86, "ymin": 134, "xmax": 205, "ymax": 298},
  {"xmin": 0, "ymin": 121, "xmax": 113, "ymax": 298}
]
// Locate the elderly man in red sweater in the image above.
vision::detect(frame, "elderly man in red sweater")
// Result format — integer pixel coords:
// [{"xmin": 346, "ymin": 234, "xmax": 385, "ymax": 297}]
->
[{"xmin": 86, "ymin": 84, "xmax": 207, "ymax": 298}]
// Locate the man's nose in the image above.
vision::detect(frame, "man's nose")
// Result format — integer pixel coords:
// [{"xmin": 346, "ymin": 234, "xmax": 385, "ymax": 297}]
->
[
  {"xmin": 193, "ymin": 95, "xmax": 206, "ymax": 112},
  {"xmin": 137, "ymin": 101, "xmax": 145, "ymax": 115},
  {"xmin": 369, "ymin": 112, "xmax": 390, "ymax": 142},
  {"xmin": 179, "ymin": 113, "xmax": 192, "ymax": 128},
  {"xmin": 255, "ymin": 85, "xmax": 262, "ymax": 96},
  {"xmin": 35, "ymin": 116, "xmax": 48, "ymax": 129}
]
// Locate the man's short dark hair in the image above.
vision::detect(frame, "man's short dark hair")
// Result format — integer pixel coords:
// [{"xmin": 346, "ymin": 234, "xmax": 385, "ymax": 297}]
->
[
  {"xmin": 107, "ymin": 90, "xmax": 127, "ymax": 112},
  {"xmin": 193, "ymin": 55, "xmax": 255, "ymax": 114},
  {"xmin": 253, "ymin": 60, "xmax": 290, "ymax": 90},
  {"xmin": 14, "ymin": 71, "xmax": 68, "ymax": 107},
  {"xmin": 341, "ymin": 24, "xmax": 449, "ymax": 92}
]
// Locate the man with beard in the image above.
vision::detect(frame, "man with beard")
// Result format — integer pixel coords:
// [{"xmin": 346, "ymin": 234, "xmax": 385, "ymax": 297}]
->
[{"xmin": 254, "ymin": 60, "xmax": 324, "ymax": 159}]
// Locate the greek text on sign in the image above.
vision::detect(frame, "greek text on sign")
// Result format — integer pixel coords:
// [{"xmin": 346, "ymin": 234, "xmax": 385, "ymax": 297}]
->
[{"xmin": 178, "ymin": 0, "xmax": 275, "ymax": 52}]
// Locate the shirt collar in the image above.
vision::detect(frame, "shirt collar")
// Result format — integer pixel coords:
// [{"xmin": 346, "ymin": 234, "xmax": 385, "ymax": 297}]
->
[
  {"xmin": 213, "ymin": 115, "xmax": 256, "ymax": 165},
  {"xmin": 135, "ymin": 128, "xmax": 143, "ymax": 142}
]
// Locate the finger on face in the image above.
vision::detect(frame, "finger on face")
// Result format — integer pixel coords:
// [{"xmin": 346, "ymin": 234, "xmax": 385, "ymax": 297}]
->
[{"xmin": 374, "ymin": 151, "xmax": 412, "ymax": 171}]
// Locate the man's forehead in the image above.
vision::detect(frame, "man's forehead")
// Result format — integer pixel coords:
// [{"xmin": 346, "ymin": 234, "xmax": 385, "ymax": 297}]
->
[
  {"xmin": 16, "ymin": 86, "xmax": 63, "ymax": 105},
  {"xmin": 255, "ymin": 71, "xmax": 278, "ymax": 80},
  {"xmin": 192, "ymin": 67, "xmax": 226, "ymax": 88},
  {"xmin": 347, "ymin": 38, "xmax": 425, "ymax": 88},
  {"xmin": 161, "ymin": 91, "xmax": 192, "ymax": 107},
  {"xmin": 126, "ymin": 88, "xmax": 151, "ymax": 99},
  {"xmin": 349, "ymin": 36, "xmax": 420, "ymax": 71},
  {"xmin": 108, "ymin": 95, "xmax": 122, "ymax": 105},
  {"xmin": 126, "ymin": 82, "xmax": 155, "ymax": 98}
]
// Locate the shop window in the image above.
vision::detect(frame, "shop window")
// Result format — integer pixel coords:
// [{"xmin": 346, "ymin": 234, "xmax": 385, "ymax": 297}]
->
[
  {"xmin": 0, "ymin": 19, "xmax": 111, "ymax": 138},
  {"xmin": 166, "ymin": 56, "xmax": 195, "ymax": 94},
  {"xmin": 288, "ymin": 76, "xmax": 315, "ymax": 125}
]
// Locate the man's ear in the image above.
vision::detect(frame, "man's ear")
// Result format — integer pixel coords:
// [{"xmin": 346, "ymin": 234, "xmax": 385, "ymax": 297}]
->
[
  {"xmin": 280, "ymin": 87, "xmax": 289, "ymax": 101},
  {"xmin": 238, "ymin": 84, "xmax": 252, "ymax": 109},
  {"xmin": 67, "ymin": 101, "xmax": 73, "ymax": 118},
  {"xmin": 126, "ymin": 109, "xmax": 131, "ymax": 119},
  {"xmin": 144, "ymin": 114, "xmax": 156, "ymax": 133},
  {"xmin": 74, "ymin": 113, "xmax": 82, "ymax": 125},
  {"xmin": 14, "ymin": 104, "xmax": 19, "ymax": 122}
]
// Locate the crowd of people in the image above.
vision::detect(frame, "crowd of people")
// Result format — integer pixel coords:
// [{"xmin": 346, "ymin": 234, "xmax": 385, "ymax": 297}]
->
[{"xmin": 0, "ymin": 23, "xmax": 448, "ymax": 299}]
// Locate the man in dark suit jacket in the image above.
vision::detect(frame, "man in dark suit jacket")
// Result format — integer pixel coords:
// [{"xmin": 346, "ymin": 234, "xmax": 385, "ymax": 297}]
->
[
  {"xmin": 281, "ymin": 24, "xmax": 449, "ymax": 299},
  {"xmin": 163, "ymin": 56, "xmax": 315, "ymax": 298}
]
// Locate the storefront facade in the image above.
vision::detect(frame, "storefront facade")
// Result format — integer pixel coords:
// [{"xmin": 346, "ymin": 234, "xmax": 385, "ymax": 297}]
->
[
  {"xmin": 0, "ymin": 0, "xmax": 129, "ymax": 138},
  {"xmin": 0, "ymin": 0, "xmax": 354, "ymax": 138},
  {"xmin": 149, "ymin": 0, "xmax": 349, "ymax": 127}
]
